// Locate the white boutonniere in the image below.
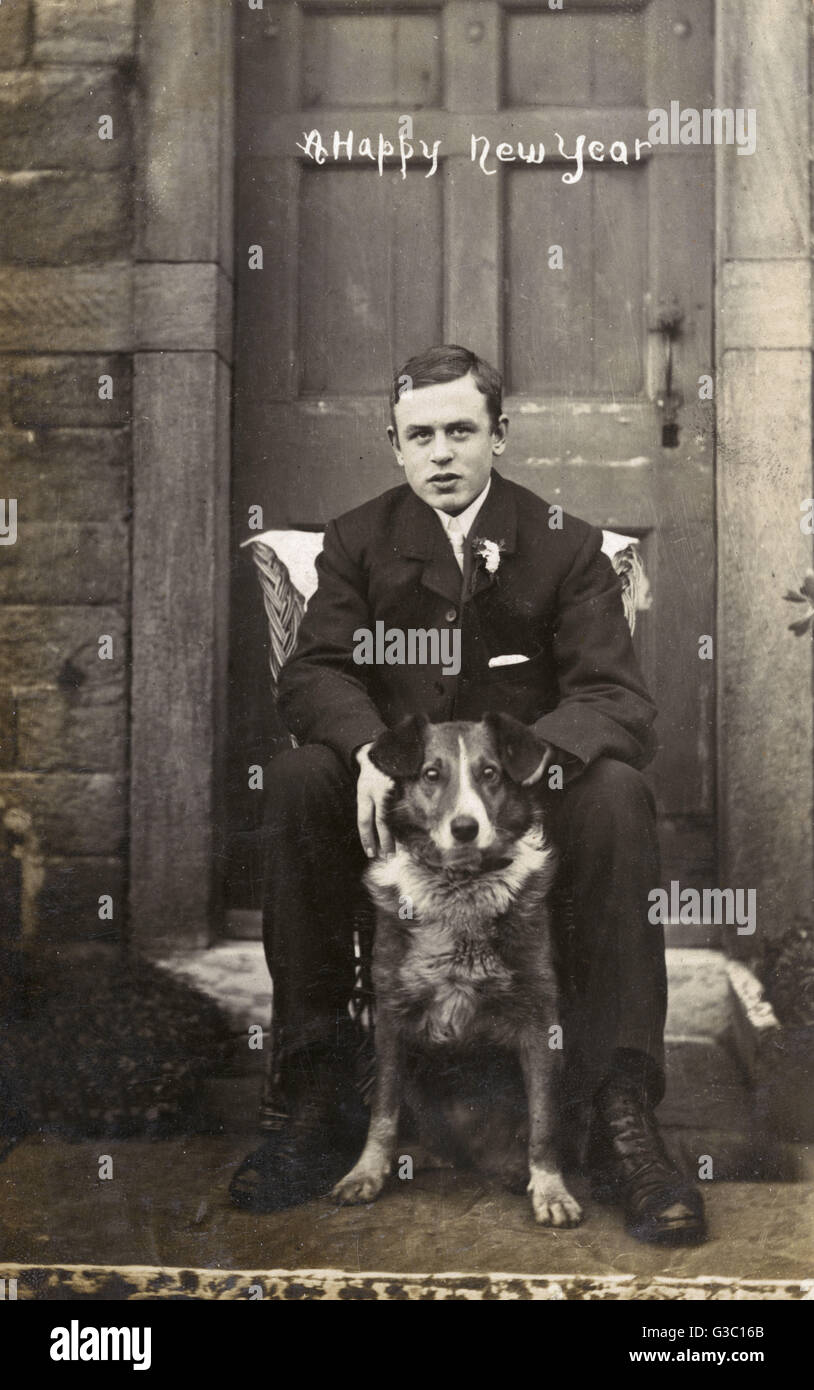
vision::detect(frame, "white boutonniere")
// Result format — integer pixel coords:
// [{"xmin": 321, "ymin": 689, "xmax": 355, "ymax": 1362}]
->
[{"xmin": 472, "ymin": 537, "xmax": 505, "ymax": 575}]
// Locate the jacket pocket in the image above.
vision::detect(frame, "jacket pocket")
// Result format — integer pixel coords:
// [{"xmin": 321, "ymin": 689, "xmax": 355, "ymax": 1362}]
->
[{"xmin": 484, "ymin": 649, "xmax": 546, "ymax": 684}]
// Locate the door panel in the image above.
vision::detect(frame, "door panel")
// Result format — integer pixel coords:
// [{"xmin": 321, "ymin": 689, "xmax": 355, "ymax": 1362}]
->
[
  {"xmin": 299, "ymin": 167, "xmax": 443, "ymax": 392},
  {"xmin": 229, "ymin": 0, "xmax": 716, "ymax": 940},
  {"xmin": 506, "ymin": 165, "xmax": 648, "ymax": 394},
  {"xmin": 506, "ymin": 8, "xmax": 645, "ymax": 107},
  {"xmin": 302, "ymin": 9, "xmax": 443, "ymax": 107}
]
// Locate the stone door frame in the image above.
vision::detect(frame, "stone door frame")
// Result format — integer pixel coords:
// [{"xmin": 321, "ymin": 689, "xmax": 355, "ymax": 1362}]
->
[{"xmin": 129, "ymin": 0, "xmax": 813, "ymax": 951}]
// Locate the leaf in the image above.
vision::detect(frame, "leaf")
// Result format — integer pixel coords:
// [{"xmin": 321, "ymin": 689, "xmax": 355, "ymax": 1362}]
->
[
  {"xmin": 802, "ymin": 571, "xmax": 814, "ymax": 602},
  {"xmin": 788, "ymin": 613, "xmax": 814, "ymax": 636},
  {"xmin": 784, "ymin": 590, "xmax": 807, "ymax": 603}
]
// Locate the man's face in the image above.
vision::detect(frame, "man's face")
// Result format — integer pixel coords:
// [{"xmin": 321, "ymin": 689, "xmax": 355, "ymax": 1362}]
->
[{"xmin": 388, "ymin": 373, "xmax": 508, "ymax": 515}]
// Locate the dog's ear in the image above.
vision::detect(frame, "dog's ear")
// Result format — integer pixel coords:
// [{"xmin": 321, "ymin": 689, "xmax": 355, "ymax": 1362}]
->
[
  {"xmin": 484, "ymin": 712, "xmax": 548, "ymax": 785},
  {"xmin": 368, "ymin": 715, "xmax": 429, "ymax": 779}
]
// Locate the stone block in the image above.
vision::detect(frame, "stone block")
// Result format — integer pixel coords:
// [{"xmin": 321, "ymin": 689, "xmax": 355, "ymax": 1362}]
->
[
  {"xmin": 135, "ymin": 264, "xmax": 233, "ymax": 360},
  {"xmin": 0, "ymin": 0, "xmax": 30, "ymax": 66},
  {"xmin": 0, "ymin": 171, "xmax": 130, "ymax": 265},
  {"xmin": 0, "ymin": 523, "xmax": 128, "ymax": 603},
  {"xmin": 0, "ymin": 428, "xmax": 129, "ymax": 521},
  {"xmin": 34, "ymin": 0, "xmax": 136, "ymax": 64},
  {"xmin": 0, "ymin": 267, "xmax": 132, "ymax": 351},
  {"xmin": 722, "ymin": 261, "xmax": 811, "ymax": 351},
  {"xmin": 718, "ymin": 349, "xmax": 814, "ymax": 933},
  {"xmin": 0, "ymin": 606, "xmax": 125, "ymax": 689},
  {"xmin": 718, "ymin": 0, "xmax": 809, "ymax": 258},
  {"xmin": 137, "ymin": 1, "xmax": 234, "ymax": 270},
  {"xmin": 131, "ymin": 353, "xmax": 230, "ymax": 945},
  {"xmin": 7, "ymin": 356, "xmax": 131, "ymax": 428},
  {"xmin": 0, "ymin": 69, "xmax": 130, "ymax": 171},
  {"xmin": 15, "ymin": 689, "xmax": 126, "ymax": 772},
  {"xmin": 37, "ymin": 854, "xmax": 126, "ymax": 941},
  {"xmin": 0, "ymin": 772, "xmax": 125, "ymax": 854}
]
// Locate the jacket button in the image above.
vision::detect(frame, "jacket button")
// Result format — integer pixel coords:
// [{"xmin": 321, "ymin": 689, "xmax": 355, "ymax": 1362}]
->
[{"xmin": 445, "ymin": 607, "xmax": 457, "ymax": 622}]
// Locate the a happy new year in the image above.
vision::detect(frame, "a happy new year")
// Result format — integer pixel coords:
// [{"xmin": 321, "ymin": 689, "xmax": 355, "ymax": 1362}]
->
[{"xmin": 296, "ymin": 104, "xmax": 756, "ymax": 184}]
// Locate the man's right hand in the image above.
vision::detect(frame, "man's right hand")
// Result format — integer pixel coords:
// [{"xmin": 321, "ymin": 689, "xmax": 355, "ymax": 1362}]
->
[{"xmin": 355, "ymin": 742, "xmax": 395, "ymax": 859}]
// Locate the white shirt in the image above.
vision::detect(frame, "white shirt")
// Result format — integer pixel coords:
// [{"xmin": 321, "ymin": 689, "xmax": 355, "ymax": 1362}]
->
[{"xmin": 432, "ymin": 476, "xmax": 492, "ymax": 572}]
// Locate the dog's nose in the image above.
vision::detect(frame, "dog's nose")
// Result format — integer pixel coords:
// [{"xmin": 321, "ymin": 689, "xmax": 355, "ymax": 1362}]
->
[{"xmin": 450, "ymin": 816, "xmax": 479, "ymax": 843}]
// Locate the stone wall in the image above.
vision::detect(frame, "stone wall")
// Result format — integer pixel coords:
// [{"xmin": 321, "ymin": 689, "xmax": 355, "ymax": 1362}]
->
[
  {"xmin": 0, "ymin": 0, "xmax": 136, "ymax": 940},
  {"xmin": 0, "ymin": 0, "xmax": 235, "ymax": 947},
  {"xmin": 716, "ymin": 0, "xmax": 814, "ymax": 949}
]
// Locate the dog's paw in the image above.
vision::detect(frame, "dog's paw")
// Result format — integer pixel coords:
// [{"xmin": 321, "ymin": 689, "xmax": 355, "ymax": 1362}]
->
[
  {"xmin": 331, "ymin": 1164, "xmax": 387, "ymax": 1206},
  {"xmin": 527, "ymin": 1171, "xmax": 584, "ymax": 1228}
]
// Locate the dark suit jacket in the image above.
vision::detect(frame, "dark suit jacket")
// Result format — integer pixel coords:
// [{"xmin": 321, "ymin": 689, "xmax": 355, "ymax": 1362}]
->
[{"xmin": 278, "ymin": 469, "xmax": 657, "ymax": 774}]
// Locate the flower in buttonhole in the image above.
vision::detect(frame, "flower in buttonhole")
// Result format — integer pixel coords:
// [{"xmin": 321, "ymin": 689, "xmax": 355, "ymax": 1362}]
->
[
  {"xmin": 783, "ymin": 570, "xmax": 814, "ymax": 636},
  {"xmin": 472, "ymin": 537, "xmax": 505, "ymax": 575}
]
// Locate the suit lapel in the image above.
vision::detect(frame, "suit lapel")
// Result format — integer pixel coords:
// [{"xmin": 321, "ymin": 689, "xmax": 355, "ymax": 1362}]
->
[
  {"xmin": 394, "ymin": 489, "xmax": 465, "ymax": 607},
  {"xmin": 393, "ymin": 469, "xmax": 518, "ymax": 609},
  {"xmin": 466, "ymin": 470, "xmax": 518, "ymax": 601}
]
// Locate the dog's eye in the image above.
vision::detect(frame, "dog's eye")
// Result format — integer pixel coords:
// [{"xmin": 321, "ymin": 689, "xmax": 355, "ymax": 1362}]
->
[
  {"xmin": 481, "ymin": 764, "xmax": 500, "ymax": 782},
  {"xmin": 422, "ymin": 766, "xmax": 440, "ymax": 782}
]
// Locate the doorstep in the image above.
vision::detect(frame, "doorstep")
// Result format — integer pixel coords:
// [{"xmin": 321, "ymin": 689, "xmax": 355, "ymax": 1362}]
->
[
  {"xmin": 151, "ymin": 944, "xmax": 730, "ymax": 1042},
  {"xmin": 727, "ymin": 958, "xmax": 814, "ymax": 1143}
]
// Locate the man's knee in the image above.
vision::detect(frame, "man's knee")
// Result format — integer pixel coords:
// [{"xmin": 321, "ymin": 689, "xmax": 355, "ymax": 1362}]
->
[
  {"xmin": 583, "ymin": 757, "xmax": 649, "ymax": 795},
  {"xmin": 563, "ymin": 757, "xmax": 655, "ymax": 822},
  {"xmin": 264, "ymin": 743, "xmax": 354, "ymax": 817}
]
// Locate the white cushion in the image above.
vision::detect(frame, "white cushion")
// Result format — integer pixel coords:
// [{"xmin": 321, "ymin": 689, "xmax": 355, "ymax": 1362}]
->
[{"xmin": 241, "ymin": 530, "xmax": 325, "ymax": 604}]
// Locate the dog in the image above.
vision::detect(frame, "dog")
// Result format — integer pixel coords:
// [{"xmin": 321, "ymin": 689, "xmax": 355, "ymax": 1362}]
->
[{"xmin": 332, "ymin": 712, "xmax": 583, "ymax": 1227}]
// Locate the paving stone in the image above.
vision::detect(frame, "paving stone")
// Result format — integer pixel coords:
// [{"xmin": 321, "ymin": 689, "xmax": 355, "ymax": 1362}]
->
[
  {"xmin": 665, "ymin": 947, "xmax": 730, "ymax": 1039},
  {"xmin": 154, "ymin": 944, "xmax": 272, "ymax": 1036},
  {"xmin": 660, "ymin": 1039, "xmax": 750, "ymax": 1133},
  {"xmin": 2, "ymin": 1135, "xmax": 813, "ymax": 1284}
]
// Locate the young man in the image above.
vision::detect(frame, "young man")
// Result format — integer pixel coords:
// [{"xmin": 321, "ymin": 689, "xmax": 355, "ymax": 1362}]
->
[{"xmin": 230, "ymin": 344, "xmax": 706, "ymax": 1245}]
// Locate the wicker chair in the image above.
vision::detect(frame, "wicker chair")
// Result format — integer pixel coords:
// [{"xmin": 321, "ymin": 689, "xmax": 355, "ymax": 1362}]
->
[{"xmin": 242, "ymin": 527, "xmax": 649, "ymax": 1129}]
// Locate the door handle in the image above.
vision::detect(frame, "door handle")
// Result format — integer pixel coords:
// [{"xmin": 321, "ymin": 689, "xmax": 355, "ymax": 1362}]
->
[{"xmin": 651, "ymin": 298, "xmax": 684, "ymax": 448}]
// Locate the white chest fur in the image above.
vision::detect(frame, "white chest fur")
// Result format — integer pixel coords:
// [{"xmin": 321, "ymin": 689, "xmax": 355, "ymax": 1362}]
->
[{"xmin": 366, "ymin": 828, "xmax": 555, "ymax": 1044}]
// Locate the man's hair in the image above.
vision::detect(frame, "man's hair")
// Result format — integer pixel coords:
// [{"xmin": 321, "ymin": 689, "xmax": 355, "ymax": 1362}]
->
[{"xmin": 390, "ymin": 344, "xmax": 504, "ymax": 435}]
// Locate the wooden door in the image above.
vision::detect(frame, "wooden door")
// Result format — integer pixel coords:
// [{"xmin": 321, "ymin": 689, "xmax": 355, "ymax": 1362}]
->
[{"xmin": 228, "ymin": 0, "xmax": 716, "ymax": 938}]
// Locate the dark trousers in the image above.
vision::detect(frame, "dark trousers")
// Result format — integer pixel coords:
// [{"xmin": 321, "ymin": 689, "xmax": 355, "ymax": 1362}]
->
[{"xmin": 261, "ymin": 745, "xmax": 666, "ymax": 1108}]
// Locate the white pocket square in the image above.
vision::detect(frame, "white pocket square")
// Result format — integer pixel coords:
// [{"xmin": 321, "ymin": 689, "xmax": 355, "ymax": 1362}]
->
[{"xmin": 488, "ymin": 654, "xmax": 530, "ymax": 668}]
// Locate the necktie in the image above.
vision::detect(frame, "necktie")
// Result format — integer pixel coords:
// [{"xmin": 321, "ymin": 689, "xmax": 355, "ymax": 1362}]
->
[{"xmin": 447, "ymin": 516, "xmax": 466, "ymax": 573}]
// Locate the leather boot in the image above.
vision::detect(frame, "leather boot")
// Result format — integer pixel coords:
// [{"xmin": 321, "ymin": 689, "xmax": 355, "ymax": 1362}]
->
[
  {"xmin": 229, "ymin": 1035, "xmax": 369, "ymax": 1213},
  {"xmin": 587, "ymin": 1062, "xmax": 707, "ymax": 1246}
]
